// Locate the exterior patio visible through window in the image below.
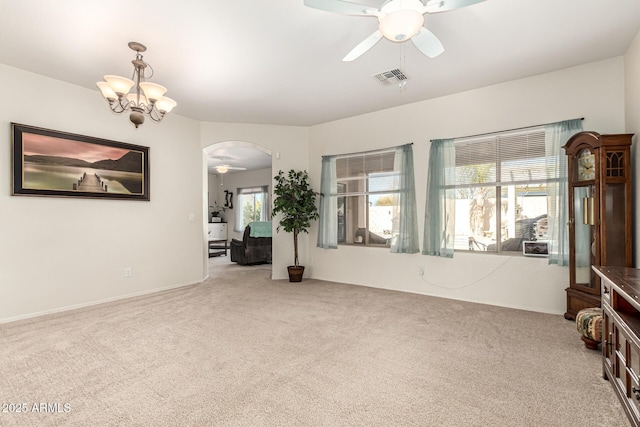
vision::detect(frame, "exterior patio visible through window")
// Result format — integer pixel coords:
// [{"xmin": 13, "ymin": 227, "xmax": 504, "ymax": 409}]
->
[
  {"xmin": 452, "ymin": 127, "xmax": 549, "ymax": 254},
  {"xmin": 235, "ymin": 185, "xmax": 269, "ymax": 232},
  {"xmin": 336, "ymin": 150, "xmax": 397, "ymax": 247}
]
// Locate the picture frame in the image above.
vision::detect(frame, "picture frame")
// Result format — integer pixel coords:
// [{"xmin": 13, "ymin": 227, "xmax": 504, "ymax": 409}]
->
[
  {"xmin": 522, "ymin": 241, "xmax": 549, "ymax": 257},
  {"xmin": 12, "ymin": 123, "xmax": 150, "ymax": 201},
  {"xmin": 224, "ymin": 190, "xmax": 233, "ymax": 209}
]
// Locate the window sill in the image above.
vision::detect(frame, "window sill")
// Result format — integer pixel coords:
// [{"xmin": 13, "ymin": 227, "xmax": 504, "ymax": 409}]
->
[
  {"xmin": 455, "ymin": 249, "xmax": 548, "ymax": 258},
  {"xmin": 338, "ymin": 243, "xmax": 390, "ymax": 249}
]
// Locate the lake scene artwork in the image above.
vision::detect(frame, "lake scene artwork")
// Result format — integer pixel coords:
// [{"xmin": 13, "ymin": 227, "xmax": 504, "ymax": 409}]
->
[{"xmin": 13, "ymin": 124, "xmax": 149, "ymax": 200}]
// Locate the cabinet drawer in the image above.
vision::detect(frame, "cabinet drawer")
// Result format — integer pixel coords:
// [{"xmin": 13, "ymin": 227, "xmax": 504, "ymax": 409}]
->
[
  {"xmin": 604, "ymin": 310, "xmax": 615, "ymax": 370},
  {"xmin": 629, "ymin": 374, "xmax": 640, "ymax": 421},
  {"xmin": 631, "ymin": 340, "xmax": 640, "ymax": 382},
  {"xmin": 208, "ymin": 223, "xmax": 228, "ymax": 240}
]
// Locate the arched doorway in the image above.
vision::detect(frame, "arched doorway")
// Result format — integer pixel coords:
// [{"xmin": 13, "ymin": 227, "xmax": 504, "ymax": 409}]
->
[{"xmin": 203, "ymin": 141, "xmax": 272, "ymax": 269}]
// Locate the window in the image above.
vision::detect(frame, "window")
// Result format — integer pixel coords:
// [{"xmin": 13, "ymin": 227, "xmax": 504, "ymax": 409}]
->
[
  {"xmin": 318, "ymin": 144, "xmax": 418, "ymax": 253},
  {"xmin": 452, "ymin": 127, "xmax": 548, "ymax": 253},
  {"xmin": 235, "ymin": 185, "xmax": 269, "ymax": 232},
  {"xmin": 336, "ymin": 150, "xmax": 397, "ymax": 247}
]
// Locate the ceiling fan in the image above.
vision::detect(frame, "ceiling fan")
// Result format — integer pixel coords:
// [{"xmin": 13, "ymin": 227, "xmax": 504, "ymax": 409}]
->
[
  {"xmin": 209, "ymin": 158, "xmax": 247, "ymax": 174},
  {"xmin": 304, "ymin": 0, "xmax": 486, "ymax": 61}
]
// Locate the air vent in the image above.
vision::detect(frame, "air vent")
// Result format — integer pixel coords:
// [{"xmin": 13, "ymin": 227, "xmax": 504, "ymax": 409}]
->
[{"xmin": 372, "ymin": 68, "xmax": 408, "ymax": 86}]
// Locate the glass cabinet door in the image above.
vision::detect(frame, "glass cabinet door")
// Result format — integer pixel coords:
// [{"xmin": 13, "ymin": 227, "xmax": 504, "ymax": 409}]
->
[{"xmin": 573, "ymin": 185, "xmax": 595, "ymax": 292}]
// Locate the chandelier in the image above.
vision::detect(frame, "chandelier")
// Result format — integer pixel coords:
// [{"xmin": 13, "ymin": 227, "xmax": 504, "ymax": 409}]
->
[{"xmin": 96, "ymin": 42, "xmax": 177, "ymax": 128}]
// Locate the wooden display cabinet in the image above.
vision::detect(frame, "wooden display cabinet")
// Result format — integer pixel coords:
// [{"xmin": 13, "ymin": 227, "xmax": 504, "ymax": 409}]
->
[
  {"xmin": 563, "ymin": 132, "xmax": 633, "ymax": 320},
  {"xmin": 595, "ymin": 266, "xmax": 640, "ymax": 426}
]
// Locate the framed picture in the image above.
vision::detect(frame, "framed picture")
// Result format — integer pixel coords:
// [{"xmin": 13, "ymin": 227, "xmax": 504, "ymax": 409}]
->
[
  {"xmin": 522, "ymin": 241, "xmax": 549, "ymax": 257},
  {"xmin": 12, "ymin": 123, "xmax": 149, "ymax": 201},
  {"xmin": 224, "ymin": 190, "xmax": 233, "ymax": 209}
]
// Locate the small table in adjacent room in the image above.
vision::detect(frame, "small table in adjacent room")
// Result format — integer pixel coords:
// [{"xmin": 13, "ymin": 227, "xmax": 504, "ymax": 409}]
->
[
  {"xmin": 208, "ymin": 222, "xmax": 228, "ymax": 257},
  {"xmin": 208, "ymin": 239, "xmax": 227, "ymax": 257}
]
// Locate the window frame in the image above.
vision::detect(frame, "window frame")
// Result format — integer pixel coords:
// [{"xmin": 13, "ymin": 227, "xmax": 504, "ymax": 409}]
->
[
  {"xmin": 335, "ymin": 150, "xmax": 398, "ymax": 248},
  {"xmin": 448, "ymin": 126, "xmax": 549, "ymax": 255},
  {"xmin": 234, "ymin": 185, "xmax": 269, "ymax": 232}
]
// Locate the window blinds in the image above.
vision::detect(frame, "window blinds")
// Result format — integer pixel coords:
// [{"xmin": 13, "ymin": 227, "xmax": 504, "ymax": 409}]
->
[{"xmin": 454, "ymin": 127, "xmax": 546, "ymax": 186}]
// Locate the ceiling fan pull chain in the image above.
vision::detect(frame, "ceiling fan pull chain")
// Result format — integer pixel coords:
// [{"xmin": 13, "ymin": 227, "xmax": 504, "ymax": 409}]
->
[{"xmin": 398, "ymin": 43, "xmax": 407, "ymax": 92}]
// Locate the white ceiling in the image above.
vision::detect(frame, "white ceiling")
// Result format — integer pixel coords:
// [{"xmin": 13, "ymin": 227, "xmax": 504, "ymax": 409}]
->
[
  {"xmin": 1, "ymin": 0, "xmax": 639, "ymax": 170},
  {"xmin": 203, "ymin": 142, "xmax": 272, "ymax": 174}
]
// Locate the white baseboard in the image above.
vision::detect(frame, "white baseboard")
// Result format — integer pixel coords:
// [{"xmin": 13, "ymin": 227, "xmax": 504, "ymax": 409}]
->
[{"xmin": 0, "ymin": 279, "xmax": 203, "ymax": 325}]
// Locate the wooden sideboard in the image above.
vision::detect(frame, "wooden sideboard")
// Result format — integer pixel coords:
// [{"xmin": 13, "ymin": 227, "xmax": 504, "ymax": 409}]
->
[{"xmin": 594, "ymin": 266, "xmax": 640, "ymax": 426}]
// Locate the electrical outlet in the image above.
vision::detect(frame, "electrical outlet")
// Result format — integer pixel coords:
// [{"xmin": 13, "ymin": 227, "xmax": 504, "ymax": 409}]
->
[
  {"xmin": 418, "ymin": 267, "xmax": 424, "ymax": 276},
  {"xmin": 124, "ymin": 267, "xmax": 132, "ymax": 278}
]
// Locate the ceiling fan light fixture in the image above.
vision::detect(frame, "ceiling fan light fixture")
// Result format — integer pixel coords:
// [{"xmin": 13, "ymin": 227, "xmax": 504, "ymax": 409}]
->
[
  {"xmin": 379, "ymin": 10, "xmax": 424, "ymax": 41},
  {"xmin": 305, "ymin": 0, "xmax": 486, "ymax": 60},
  {"xmin": 215, "ymin": 165, "xmax": 229, "ymax": 174}
]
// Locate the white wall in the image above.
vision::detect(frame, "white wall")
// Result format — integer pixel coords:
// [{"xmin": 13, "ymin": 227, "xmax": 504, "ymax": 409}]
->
[
  {"xmin": 200, "ymin": 123, "xmax": 309, "ymax": 279},
  {"xmin": 307, "ymin": 58, "xmax": 627, "ymax": 315},
  {"xmin": 0, "ymin": 64, "xmax": 205, "ymax": 323},
  {"xmin": 626, "ymin": 30, "xmax": 640, "ymax": 266}
]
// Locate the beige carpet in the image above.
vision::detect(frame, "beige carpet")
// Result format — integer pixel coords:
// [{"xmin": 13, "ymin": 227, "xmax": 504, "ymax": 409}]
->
[{"xmin": 0, "ymin": 257, "xmax": 629, "ymax": 426}]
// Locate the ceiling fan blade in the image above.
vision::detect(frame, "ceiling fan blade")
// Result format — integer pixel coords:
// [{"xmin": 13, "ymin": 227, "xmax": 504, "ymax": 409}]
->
[
  {"xmin": 411, "ymin": 27, "xmax": 444, "ymax": 58},
  {"xmin": 424, "ymin": 0, "xmax": 486, "ymax": 13},
  {"xmin": 304, "ymin": 0, "xmax": 378, "ymax": 16},
  {"xmin": 343, "ymin": 31, "xmax": 383, "ymax": 62}
]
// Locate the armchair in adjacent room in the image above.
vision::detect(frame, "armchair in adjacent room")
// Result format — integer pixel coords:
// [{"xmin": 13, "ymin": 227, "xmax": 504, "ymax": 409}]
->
[{"xmin": 230, "ymin": 222, "xmax": 272, "ymax": 265}]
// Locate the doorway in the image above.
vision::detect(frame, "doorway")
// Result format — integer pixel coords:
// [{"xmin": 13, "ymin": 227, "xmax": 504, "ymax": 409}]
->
[{"xmin": 203, "ymin": 141, "xmax": 272, "ymax": 270}]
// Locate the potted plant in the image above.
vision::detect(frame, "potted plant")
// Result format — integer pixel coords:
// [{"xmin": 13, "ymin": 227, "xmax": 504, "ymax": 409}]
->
[
  {"xmin": 272, "ymin": 169, "xmax": 319, "ymax": 282},
  {"xmin": 209, "ymin": 203, "xmax": 226, "ymax": 222}
]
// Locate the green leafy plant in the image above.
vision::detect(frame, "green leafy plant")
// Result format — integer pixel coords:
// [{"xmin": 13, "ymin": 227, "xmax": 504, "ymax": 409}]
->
[
  {"xmin": 210, "ymin": 203, "xmax": 226, "ymax": 218},
  {"xmin": 272, "ymin": 169, "xmax": 319, "ymax": 267}
]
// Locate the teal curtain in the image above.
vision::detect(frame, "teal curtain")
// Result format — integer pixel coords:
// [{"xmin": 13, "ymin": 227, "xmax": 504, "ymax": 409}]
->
[
  {"xmin": 423, "ymin": 139, "xmax": 455, "ymax": 257},
  {"xmin": 259, "ymin": 186, "xmax": 269, "ymax": 221},
  {"xmin": 391, "ymin": 144, "xmax": 419, "ymax": 253},
  {"xmin": 317, "ymin": 155, "xmax": 338, "ymax": 249},
  {"xmin": 545, "ymin": 119, "xmax": 583, "ymax": 266}
]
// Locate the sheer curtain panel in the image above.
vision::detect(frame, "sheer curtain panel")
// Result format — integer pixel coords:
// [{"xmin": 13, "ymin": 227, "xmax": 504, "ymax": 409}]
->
[
  {"xmin": 317, "ymin": 155, "xmax": 338, "ymax": 249},
  {"xmin": 545, "ymin": 119, "xmax": 583, "ymax": 265},
  {"xmin": 391, "ymin": 144, "xmax": 419, "ymax": 253},
  {"xmin": 422, "ymin": 139, "xmax": 455, "ymax": 257}
]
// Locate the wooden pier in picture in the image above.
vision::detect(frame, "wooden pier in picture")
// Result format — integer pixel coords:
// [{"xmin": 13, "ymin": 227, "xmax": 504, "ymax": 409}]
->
[{"xmin": 73, "ymin": 172, "xmax": 107, "ymax": 192}]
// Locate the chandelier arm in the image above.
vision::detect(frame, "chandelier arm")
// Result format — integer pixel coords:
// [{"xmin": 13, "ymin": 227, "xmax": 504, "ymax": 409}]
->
[
  {"xmin": 106, "ymin": 97, "xmax": 130, "ymax": 114},
  {"xmin": 144, "ymin": 101, "xmax": 156, "ymax": 115},
  {"xmin": 147, "ymin": 106, "xmax": 166, "ymax": 123}
]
